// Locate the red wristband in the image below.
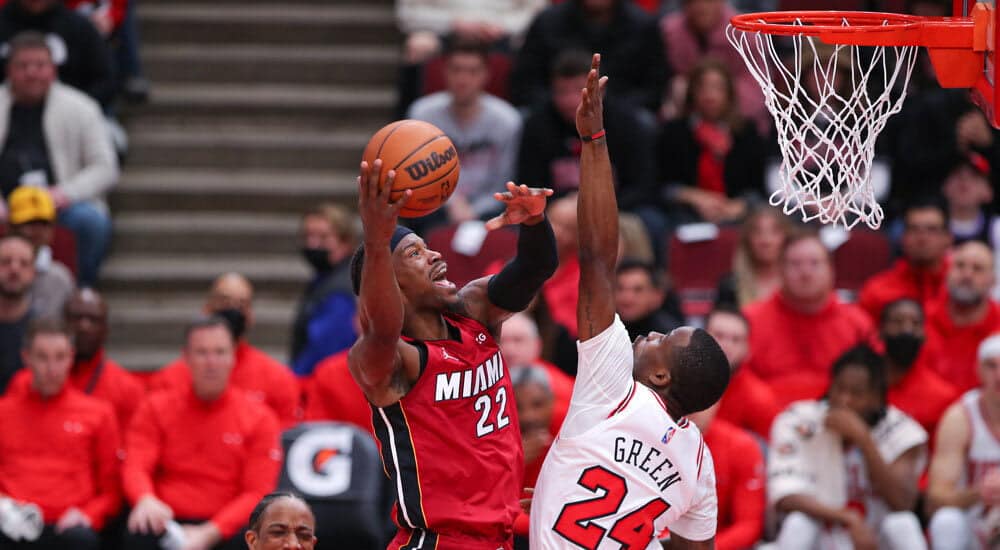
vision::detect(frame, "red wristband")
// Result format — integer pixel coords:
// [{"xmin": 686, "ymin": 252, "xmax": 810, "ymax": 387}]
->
[{"xmin": 580, "ymin": 129, "xmax": 606, "ymax": 143}]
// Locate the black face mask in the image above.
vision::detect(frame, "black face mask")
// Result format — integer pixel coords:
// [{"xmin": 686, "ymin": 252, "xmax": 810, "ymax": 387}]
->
[
  {"xmin": 884, "ymin": 333, "xmax": 924, "ymax": 368},
  {"xmin": 214, "ymin": 308, "xmax": 247, "ymax": 341},
  {"xmin": 301, "ymin": 247, "xmax": 333, "ymax": 273}
]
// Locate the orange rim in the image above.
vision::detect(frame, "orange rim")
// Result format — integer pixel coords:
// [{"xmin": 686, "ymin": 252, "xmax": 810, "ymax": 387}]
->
[{"xmin": 730, "ymin": 10, "xmax": 923, "ymax": 35}]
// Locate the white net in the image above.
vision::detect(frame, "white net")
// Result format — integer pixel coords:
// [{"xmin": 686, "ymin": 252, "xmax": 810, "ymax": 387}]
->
[{"xmin": 728, "ymin": 18, "xmax": 920, "ymax": 229}]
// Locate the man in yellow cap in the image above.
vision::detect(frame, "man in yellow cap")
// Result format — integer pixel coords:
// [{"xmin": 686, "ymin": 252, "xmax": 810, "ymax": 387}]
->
[{"xmin": 6, "ymin": 186, "xmax": 74, "ymax": 318}]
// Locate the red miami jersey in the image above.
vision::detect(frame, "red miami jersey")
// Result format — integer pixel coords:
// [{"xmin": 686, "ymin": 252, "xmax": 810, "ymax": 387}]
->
[{"xmin": 374, "ymin": 312, "xmax": 524, "ymax": 550}]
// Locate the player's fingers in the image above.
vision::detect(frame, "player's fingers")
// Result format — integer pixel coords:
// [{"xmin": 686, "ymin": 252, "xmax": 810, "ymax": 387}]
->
[
  {"xmin": 493, "ymin": 191, "xmax": 513, "ymax": 201},
  {"xmin": 598, "ymin": 75, "xmax": 609, "ymax": 95},
  {"xmin": 591, "ymin": 53, "xmax": 600, "ymax": 73},
  {"xmin": 484, "ymin": 212, "xmax": 508, "ymax": 231},
  {"xmin": 379, "ymin": 169, "xmax": 396, "ymax": 203},
  {"xmin": 505, "ymin": 180, "xmax": 518, "ymax": 193},
  {"xmin": 389, "ymin": 189, "xmax": 412, "ymax": 214},
  {"xmin": 359, "ymin": 163, "xmax": 372, "ymax": 197}
]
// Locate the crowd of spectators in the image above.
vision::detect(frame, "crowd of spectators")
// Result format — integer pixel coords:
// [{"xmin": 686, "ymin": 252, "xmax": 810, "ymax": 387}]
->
[{"xmin": 5, "ymin": 0, "xmax": 1000, "ymax": 549}]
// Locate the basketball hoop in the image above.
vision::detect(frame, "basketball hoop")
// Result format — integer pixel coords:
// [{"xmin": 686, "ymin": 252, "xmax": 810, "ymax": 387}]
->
[{"xmin": 728, "ymin": 7, "xmax": 990, "ymax": 229}]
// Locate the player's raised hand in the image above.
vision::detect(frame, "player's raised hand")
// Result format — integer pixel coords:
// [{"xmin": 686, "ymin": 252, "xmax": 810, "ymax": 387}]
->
[
  {"xmin": 357, "ymin": 159, "xmax": 411, "ymax": 244},
  {"xmin": 575, "ymin": 53, "xmax": 608, "ymax": 140},
  {"xmin": 485, "ymin": 182, "xmax": 554, "ymax": 231}
]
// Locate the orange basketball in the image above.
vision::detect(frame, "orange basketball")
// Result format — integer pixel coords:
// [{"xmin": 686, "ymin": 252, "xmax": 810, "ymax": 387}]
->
[{"xmin": 361, "ymin": 120, "xmax": 460, "ymax": 218}]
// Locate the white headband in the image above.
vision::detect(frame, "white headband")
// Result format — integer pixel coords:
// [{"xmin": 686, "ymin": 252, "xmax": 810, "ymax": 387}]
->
[{"xmin": 979, "ymin": 334, "xmax": 1000, "ymax": 361}]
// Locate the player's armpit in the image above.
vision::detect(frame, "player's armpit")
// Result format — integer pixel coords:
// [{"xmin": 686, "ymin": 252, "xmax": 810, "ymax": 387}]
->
[
  {"xmin": 347, "ymin": 338, "xmax": 422, "ymax": 407},
  {"xmin": 662, "ymin": 533, "xmax": 715, "ymax": 549}
]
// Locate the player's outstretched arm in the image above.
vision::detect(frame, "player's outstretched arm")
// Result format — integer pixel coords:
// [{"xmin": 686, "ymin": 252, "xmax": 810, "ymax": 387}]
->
[
  {"xmin": 456, "ymin": 183, "xmax": 557, "ymax": 336},
  {"xmin": 576, "ymin": 53, "xmax": 616, "ymax": 341},
  {"xmin": 348, "ymin": 160, "xmax": 421, "ymax": 407}
]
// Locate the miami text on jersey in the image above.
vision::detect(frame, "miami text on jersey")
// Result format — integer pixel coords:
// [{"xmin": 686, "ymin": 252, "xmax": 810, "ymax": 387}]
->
[{"xmin": 433, "ymin": 351, "xmax": 505, "ymax": 402}]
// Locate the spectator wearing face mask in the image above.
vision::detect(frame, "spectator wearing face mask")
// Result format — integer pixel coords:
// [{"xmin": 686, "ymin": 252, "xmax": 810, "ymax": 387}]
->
[
  {"xmin": 149, "ymin": 273, "xmax": 300, "ymax": 428},
  {"xmin": 289, "ymin": 203, "xmax": 359, "ymax": 377},
  {"xmin": 880, "ymin": 298, "xmax": 959, "ymax": 439}
]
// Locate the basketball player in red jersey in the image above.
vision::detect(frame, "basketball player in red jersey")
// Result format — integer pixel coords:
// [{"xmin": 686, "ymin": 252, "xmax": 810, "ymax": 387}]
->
[{"xmin": 348, "ymin": 159, "xmax": 558, "ymax": 549}]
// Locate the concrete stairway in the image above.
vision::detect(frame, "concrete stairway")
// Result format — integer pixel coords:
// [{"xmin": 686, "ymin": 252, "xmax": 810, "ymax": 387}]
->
[{"xmin": 104, "ymin": 0, "xmax": 398, "ymax": 371}]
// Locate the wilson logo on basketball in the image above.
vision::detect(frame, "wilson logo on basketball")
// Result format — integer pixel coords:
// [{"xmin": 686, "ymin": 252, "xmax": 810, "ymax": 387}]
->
[{"xmin": 403, "ymin": 145, "xmax": 457, "ymax": 181}]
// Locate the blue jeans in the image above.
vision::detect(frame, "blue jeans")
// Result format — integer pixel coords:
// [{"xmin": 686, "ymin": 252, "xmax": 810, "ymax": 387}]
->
[{"xmin": 58, "ymin": 202, "xmax": 112, "ymax": 286}]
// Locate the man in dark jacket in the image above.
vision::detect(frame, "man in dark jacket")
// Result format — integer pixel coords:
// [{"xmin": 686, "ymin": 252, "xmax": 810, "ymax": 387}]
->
[
  {"xmin": 0, "ymin": 0, "xmax": 115, "ymax": 108},
  {"xmin": 290, "ymin": 203, "xmax": 359, "ymax": 376},
  {"xmin": 510, "ymin": 0, "xmax": 666, "ymax": 114}
]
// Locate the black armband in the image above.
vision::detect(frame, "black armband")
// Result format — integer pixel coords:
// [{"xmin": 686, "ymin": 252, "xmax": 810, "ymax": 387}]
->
[{"xmin": 487, "ymin": 216, "xmax": 559, "ymax": 312}]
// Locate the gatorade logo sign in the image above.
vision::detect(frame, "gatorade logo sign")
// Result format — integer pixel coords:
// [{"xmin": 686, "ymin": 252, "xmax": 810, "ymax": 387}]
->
[
  {"xmin": 403, "ymin": 145, "xmax": 457, "ymax": 181},
  {"xmin": 286, "ymin": 427, "xmax": 353, "ymax": 497}
]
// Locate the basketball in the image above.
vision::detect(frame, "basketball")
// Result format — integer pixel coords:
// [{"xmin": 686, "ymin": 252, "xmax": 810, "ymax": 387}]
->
[{"xmin": 361, "ymin": 119, "xmax": 460, "ymax": 218}]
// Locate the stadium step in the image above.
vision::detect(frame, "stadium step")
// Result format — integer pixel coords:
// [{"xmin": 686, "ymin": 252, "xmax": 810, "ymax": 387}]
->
[
  {"xmin": 124, "ymin": 83, "xmax": 394, "ymax": 129},
  {"xmin": 106, "ymin": 294, "xmax": 296, "ymax": 355},
  {"xmin": 142, "ymin": 44, "xmax": 399, "ymax": 86},
  {"xmin": 108, "ymin": 168, "xmax": 357, "ymax": 213},
  {"xmin": 138, "ymin": 4, "xmax": 399, "ymax": 46},
  {"xmin": 127, "ymin": 125, "xmax": 371, "ymax": 170},
  {"xmin": 113, "ymin": 211, "xmax": 300, "ymax": 255}
]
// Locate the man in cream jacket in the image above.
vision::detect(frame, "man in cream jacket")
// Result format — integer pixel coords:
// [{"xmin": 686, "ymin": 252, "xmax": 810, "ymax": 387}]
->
[{"xmin": 0, "ymin": 30, "xmax": 116, "ymax": 285}]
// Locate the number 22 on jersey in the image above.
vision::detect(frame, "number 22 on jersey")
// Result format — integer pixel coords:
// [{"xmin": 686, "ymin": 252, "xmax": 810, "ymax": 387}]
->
[
  {"xmin": 474, "ymin": 386, "xmax": 510, "ymax": 437},
  {"xmin": 553, "ymin": 465, "xmax": 671, "ymax": 550}
]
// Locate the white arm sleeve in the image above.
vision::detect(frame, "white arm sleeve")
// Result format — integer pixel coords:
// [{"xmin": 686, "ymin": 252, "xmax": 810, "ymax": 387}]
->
[
  {"xmin": 668, "ymin": 447, "xmax": 718, "ymax": 542},
  {"xmin": 560, "ymin": 315, "xmax": 635, "ymax": 438}
]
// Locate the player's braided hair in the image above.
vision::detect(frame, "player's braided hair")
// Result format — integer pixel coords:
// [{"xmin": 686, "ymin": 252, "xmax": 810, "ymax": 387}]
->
[
  {"xmin": 665, "ymin": 329, "xmax": 730, "ymax": 417},
  {"xmin": 248, "ymin": 491, "xmax": 311, "ymax": 533}
]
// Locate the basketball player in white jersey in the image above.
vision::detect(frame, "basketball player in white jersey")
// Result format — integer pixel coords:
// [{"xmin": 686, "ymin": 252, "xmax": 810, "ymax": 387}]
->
[
  {"xmin": 928, "ymin": 334, "xmax": 1000, "ymax": 550},
  {"xmin": 766, "ymin": 345, "xmax": 927, "ymax": 550},
  {"xmin": 529, "ymin": 54, "xmax": 731, "ymax": 550}
]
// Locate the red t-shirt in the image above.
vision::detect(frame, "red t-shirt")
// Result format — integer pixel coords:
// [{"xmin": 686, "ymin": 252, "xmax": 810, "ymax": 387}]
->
[
  {"xmin": 704, "ymin": 419, "xmax": 766, "ymax": 550},
  {"xmin": 533, "ymin": 359, "xmax": 572, "ymax": 436},
  {"xmin": 122, "ymin": 386, "xmax": 282, "ymax": 538},
  {"xmin": 542, "ymin": 255, "xmax": 580, "ymax": 339},
  {"xmin": 887, "ymin": 343, "xmax": 960, "ymax": 438},
  {"xmin": 302, "ymin": 350, "xmax": 373, "ymax": 435},
  {"xmin": 381, "ymin": 313, "xmax": 523, "ymax": 550},
  {"xmin": 0, "ymin": 375, "xmax": 121, "ymax": 529},
  {"xmin": 857, "ymin": 258, "xmax": 948, "ymax": 323},
  {"xmin": 925, "ymin": 299, "xmax": 1000, "ymax": 392},
  {"xmin": 151, "ymin": 341, "xmax": 300, "ymax": 427},
  {"xmin": 70, "ymin": 349, "xmax": 144, "ymax": 431},
  {"xmin": 716, "ymin": 367, "xmax": 781, "ymax": 440},
  {"xmin": 743, "ymin": 293, "xmax": 875, "ymax": 409}
]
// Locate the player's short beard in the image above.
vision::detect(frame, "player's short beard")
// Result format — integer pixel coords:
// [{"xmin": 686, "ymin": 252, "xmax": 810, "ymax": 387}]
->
[{"xmin": 949, "ymin": 284, "xmax": 985, "ymax": 307}]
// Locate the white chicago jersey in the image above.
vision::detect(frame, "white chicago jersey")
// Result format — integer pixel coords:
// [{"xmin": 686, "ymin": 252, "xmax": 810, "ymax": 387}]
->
[{"xmin": 530, "ymin": 316, "xmax": 717, "ymax": 549}]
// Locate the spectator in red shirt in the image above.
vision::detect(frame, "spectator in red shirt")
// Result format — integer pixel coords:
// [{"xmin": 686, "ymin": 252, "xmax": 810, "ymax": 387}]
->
[
  {"xmin": 743, "ymin": 230, "xmax": 875, "ymax": 409},
  {"xmin": 926, "ymin": 240, "xmax": 1000, "ymax": 391},
  {"xmin": 707, "ymin": 307, "xmax": 780, "ymax": 440},
  {"xmin": 858, "ymin": 201, "xmax": 952, "ymax": 323},
  {"xmin": 0, "ymin": 318, "xmax": 120, "ymax": 549},
  {"xmin": 499, "ymin": 311, "xmax": 573, "ymax": 437},
  {"xmin": 302, "ymin": 350, "xmax": 369, "ymax": 431},
  {"xmin": 150, "ymin": 273, "xmax": 300, "ymax": 427},
  {"xmin": 689, "ymin": 400, "xmax": 765, "ymax": 550},
  {"xmin": 64, "ymin": 287, "xmax": 143, "ymax": 430},
  {"xmin": 123, "ymin": 316, "xmax": 282, "ymax": 550},
  {"xmin": 880, "ymin": 298, "xmax": 960, "ymax": 438},
  {"xmin": 511, "ymin": 364, "xmax": 555, "ymax": 547}
]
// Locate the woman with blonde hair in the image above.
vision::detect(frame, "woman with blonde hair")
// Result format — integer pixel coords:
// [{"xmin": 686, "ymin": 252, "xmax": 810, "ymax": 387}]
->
[{"xmin": 717, "ymin": 206, "xmax": 794, "ymax": 308}]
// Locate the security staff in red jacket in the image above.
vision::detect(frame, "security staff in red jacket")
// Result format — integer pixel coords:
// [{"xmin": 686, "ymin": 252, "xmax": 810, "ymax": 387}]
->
[
  {"xmin": 0, "ymin": 318, "xmax": 121, "ymax": 550},
  {"xmin": 123, "ymin": 315, "xmax": 282, "ymax": 550}
]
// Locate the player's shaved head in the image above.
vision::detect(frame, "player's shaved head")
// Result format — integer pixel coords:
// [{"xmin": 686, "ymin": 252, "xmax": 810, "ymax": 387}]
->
[{"xmin": 665, "ymin": 329, "xmax": 731, "ymax": 417}]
